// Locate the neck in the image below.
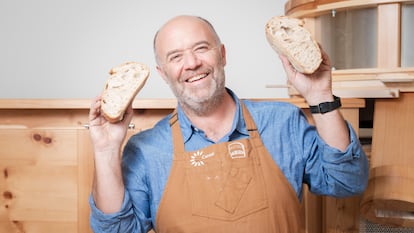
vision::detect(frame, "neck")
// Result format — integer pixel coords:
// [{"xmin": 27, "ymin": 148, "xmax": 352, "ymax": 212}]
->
[{"xmin": 183, "ymin": 92, "xmax": 236, "ymax": 142}]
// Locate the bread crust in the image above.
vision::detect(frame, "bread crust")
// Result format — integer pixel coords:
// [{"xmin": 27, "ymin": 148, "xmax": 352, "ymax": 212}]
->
[
  {"xmin": 265, "ymin": 16, "xmax": 322, "ymax": 74},
  {"xmin": 101, "ymin": 62, "xmax": 150, "ymax": 123}
]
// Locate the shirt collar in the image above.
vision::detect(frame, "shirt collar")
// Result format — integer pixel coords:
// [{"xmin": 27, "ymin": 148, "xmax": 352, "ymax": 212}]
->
[{"xmin": 176, "ymin": 88, "xmax": 249, "ymax": 144}]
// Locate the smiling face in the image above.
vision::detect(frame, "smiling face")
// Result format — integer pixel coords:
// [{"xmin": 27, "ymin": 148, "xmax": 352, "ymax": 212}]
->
[{"xmin": 155, "ymin": 16, "xmax": 227, "ymax": 115}]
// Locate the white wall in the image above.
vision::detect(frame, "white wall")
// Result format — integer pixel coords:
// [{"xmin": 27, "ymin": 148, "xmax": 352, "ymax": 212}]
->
[{"xmin": 0, "ymin": 0, "xmax": 287, "ymax": 99}]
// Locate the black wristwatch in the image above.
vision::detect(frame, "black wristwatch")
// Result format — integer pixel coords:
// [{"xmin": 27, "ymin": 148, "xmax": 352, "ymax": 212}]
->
[{"xmin": 309, "ymin": 95, "xmax": 342, "ymax": 114}]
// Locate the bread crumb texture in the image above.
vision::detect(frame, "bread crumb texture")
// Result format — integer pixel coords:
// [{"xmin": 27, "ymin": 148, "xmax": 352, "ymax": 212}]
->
[
  {"xmin": 265, "ymin": 16, "xmax": 322, "ymax": 74},
  {"xmin": 101, "ymin": 62, "xmax": 150, "ymax": 122}
]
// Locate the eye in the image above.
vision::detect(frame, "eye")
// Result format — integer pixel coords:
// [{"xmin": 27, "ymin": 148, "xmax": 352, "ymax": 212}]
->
[
  {"xmin": 168, "ymin": 53, "xmax": 183, "ymax": 63},
  {"xmin": 194, "ymin": 45, "xmax": 210, "ymax": 54}
]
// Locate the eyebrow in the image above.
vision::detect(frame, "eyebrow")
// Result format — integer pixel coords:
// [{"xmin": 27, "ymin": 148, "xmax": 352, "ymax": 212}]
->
[{"xmin": 165, "ymin": 40, "xmax": 212, "ymax": 60}]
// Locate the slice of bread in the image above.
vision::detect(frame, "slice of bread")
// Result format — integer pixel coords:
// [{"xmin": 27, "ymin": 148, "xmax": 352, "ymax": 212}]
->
[
  {"xmin": 265, "ymin": 16, "xmax": 322, "ymax": 74},
  {"xmin": 101, "ymin": 62, "xmax": 150, "ymax": 123}
]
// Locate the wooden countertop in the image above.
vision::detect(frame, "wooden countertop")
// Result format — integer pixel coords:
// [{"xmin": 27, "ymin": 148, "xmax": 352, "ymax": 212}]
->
[{"xmin": 0, "ymin": 98, "xmax": 365, "ymax": 109}]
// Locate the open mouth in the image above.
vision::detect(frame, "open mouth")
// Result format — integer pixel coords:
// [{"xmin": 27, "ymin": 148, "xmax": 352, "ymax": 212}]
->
[{"xmin": 186, "ymin": 73, "xmax": 208, "ymax": 83}]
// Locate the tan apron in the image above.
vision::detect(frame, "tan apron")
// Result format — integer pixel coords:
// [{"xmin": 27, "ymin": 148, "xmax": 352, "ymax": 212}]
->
[{"xmin": 155, "ymin": 103, "xmax": 304, "ymax": 233}]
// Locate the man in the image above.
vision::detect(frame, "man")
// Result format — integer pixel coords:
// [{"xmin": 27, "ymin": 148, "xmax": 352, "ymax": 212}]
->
[{"xmin": 88, "ymin": 15, "xmax": 368, "ymax": 233}]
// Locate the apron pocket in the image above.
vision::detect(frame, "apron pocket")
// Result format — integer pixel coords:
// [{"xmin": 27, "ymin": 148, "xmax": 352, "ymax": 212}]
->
[
  {"xmin": 215, "ymin": 167, "xmax": 252, "ymax": 214},
  {"xmin": 186, "ymin": 159, "xmax": 268, "ymax": 221}
]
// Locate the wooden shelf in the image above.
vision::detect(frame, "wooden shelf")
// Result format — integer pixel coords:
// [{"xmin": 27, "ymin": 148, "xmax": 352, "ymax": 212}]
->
[
  {"xmin": 285, "ymin": 0, "xmax": 413, "ymax": 17},
  {"xmin": 0, "ymin": 98, "xmax": 178, "ymax": 110}
]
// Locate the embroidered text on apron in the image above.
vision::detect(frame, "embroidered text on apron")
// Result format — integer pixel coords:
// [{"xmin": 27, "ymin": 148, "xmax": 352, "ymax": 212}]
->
[{"xmin": 156, "ymin": 103, "xmax": 304, "ymax": 232}]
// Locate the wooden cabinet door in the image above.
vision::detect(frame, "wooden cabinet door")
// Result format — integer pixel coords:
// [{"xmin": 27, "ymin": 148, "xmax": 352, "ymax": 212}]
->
[
  {"xmin": 77, "ymin": 129, "xmax": 94, "ymax": 233},
  {"xmin": 0, "ymin": 128, "xmax": 85, "ymax": 233}
]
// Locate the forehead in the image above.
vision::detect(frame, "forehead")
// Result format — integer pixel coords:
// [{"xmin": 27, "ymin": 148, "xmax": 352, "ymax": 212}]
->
[{"xmin": 156, "ymin": 17, "xmax": 217, "ymax": 53}]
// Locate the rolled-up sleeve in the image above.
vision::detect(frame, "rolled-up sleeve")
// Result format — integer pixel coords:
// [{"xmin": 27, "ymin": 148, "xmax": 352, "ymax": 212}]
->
[
  {"xmin": 305, "ymin": 122, "xmax": 369, "ymax": 197},
  {"xmin": 89, "ymin": 190, "xmax": 151, "ymax": 233}
]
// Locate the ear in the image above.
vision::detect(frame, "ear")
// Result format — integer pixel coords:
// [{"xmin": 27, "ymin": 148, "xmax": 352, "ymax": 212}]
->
[
  {"xmin": 156, "ymin": 65, "xmax": 169, "ymax": 84},
  {"xmin": 220, "ymin": 44, "xmax": 227, "ymax": 66}
]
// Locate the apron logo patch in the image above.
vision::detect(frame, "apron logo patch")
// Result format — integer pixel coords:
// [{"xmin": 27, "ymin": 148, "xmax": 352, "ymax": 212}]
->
[
  {"xmin": 228, "ymin": 142, "xmax": 246, "ymax": 159},
  {"xmin": 190, "ymin": 150, "xmax": 215, "ymax": 167}
]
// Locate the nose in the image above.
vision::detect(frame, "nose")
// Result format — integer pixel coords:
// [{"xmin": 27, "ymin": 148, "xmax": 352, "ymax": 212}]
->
[{"xmin": 182, "ymin": 50, "xmax": 202, "ymax": 70}]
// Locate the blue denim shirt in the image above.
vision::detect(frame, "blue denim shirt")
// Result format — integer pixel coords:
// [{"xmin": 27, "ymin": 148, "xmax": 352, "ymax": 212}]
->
[{"xmin": 90, "ymin": 90, "xmax": 369, "ymax": 233}]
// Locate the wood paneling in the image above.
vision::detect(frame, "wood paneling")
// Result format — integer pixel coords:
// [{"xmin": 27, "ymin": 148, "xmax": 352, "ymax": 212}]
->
[
  {"xmin": 1, "ymin": 129, "xmax": 79, "ymax": 232},
  {"xmin": 377, "ymin": 3, "xmax": 401, "ymax": 68},
  {"xmin": 0, "ymin": 98, "xmax": 364, "ymax": 233},
  {"xmin": 360, "ymin": 93, "xmax": 414, "ymax": 227}
]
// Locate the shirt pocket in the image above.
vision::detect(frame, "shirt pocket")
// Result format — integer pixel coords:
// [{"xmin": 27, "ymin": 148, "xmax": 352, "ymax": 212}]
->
[{"xmin": 185, "ymin": 155, "xmax": 268, "ymax": 221}]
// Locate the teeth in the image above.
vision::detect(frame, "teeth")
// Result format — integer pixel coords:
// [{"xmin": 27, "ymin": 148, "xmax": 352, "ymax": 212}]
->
[{"xmin": 187, "ymin": 74, "xmax": 207, "ymax": 83}]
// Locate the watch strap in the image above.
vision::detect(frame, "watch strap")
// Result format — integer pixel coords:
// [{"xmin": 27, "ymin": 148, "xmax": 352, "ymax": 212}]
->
[{"xmin": 309, "ymin": 95, "xmax": 342, "ymax": 114}]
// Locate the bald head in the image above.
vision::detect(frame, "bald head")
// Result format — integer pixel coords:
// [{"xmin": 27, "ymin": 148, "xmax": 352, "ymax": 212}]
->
[{"xmin": 153, "ymin": 15, "xmax": 221, "ymax": 65}]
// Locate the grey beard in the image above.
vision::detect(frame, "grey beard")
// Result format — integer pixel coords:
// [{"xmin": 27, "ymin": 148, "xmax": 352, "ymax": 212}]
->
[{"xmin": 179, "ymin": 88, "xmax": 225, "ymax": 116}]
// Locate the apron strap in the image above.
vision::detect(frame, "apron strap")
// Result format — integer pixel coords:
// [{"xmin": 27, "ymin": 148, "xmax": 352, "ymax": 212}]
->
[
  {"xmin": 169, "ymin": 110, "xmax": 186, "ymax": 158},
  {"xmin": 240, "ymin": 101, "xmax": 260, "ymax": 139},
  {"xmin": 240, "ymin": 102, "xmax": 266, "ymax": 158}
]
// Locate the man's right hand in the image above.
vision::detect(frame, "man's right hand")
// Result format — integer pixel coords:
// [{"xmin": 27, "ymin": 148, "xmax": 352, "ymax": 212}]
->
[{"xmin": 88, "ymin": 96, "xmax": 133, "ymax": 155}]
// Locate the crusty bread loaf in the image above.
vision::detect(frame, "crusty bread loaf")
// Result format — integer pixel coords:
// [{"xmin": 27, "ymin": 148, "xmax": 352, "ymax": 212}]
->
[
  {"xmin": 101, "ymin": 62, "xmax": 150, "ymax": 123},
  {"xmin": 265, "ymin": 16, "xmax": 322, "ymax": 74}
]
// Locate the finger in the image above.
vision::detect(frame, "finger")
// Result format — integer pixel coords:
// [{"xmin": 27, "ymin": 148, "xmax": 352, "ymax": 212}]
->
[
  {"xmin": 279, "ymin": 54, "xmax": 296, "ymax": 78},
  {"xmin": 317, "ymin": 44, "xmax": 332, "ymax": 68},
  {"xmin": 121, "ymin": 103, "xmax": 134, "ymax": 127},
  {"xmin": 89, "ymin": 96, "xmax": 102, "ymax": 121}
]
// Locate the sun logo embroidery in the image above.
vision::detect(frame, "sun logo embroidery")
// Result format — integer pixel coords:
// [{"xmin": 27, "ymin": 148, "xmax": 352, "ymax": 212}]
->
[
  {"xmin": 190, "ymin": 150, "xmax": 215, "ymax": 167},
  {"xmin": 190, "ymin": 151, "xmax": 205, "ymax": 167}
]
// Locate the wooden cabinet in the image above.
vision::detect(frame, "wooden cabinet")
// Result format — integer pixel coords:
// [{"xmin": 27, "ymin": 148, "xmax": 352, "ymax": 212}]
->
[
  {"xmin": 0, "ymin": 100, "xmax": 172, "ymax": 233},
  {"xmin": 284, "ymin": 0, "xmax": 414, "ymax": 231},
  {"xmin": 284, "ymin": 0, "xmax": 414, "ymax": 98},
  {"xmin": 1, "ymin": 128, "xmax": 80, "ymax": 232},
  {"xmin": 0, "ymin": 107, "xmax": 99, "ymax": 233},
  {"xmin": 0, "ymin": 98, "xmax": 364, "ymax": 233}
]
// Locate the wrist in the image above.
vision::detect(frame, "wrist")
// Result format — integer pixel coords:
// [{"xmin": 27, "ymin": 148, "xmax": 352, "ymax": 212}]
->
[
  {"xmin": 94, "ymin": 146, "xmax": 121, "ymax": 153},
  {"xmin": 93, "ymin": 147, "xmax": 123, "ymax": 162},
  {"xmin": 305, "ymin": 92, "xmax": 334, "ymax": 106},
  {"xmin": 309, "ymin": 95, "xmax": 341, "ymax": 114}
]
